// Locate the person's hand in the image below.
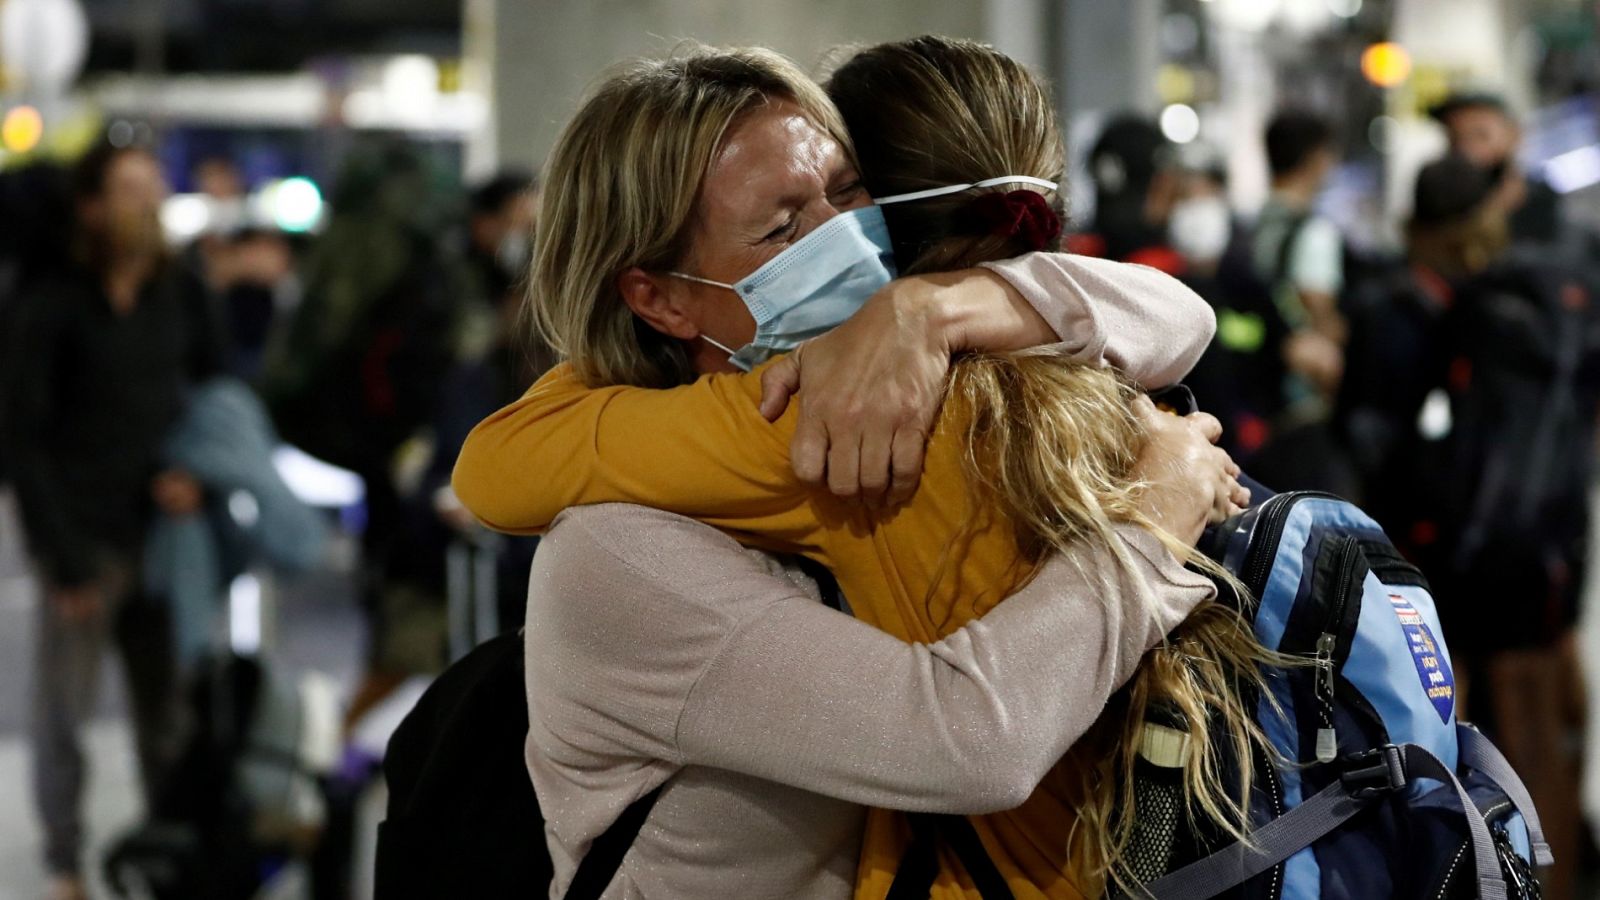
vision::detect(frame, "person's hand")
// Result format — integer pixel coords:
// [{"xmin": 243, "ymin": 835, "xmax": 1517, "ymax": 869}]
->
[
  {"xmin": 1283, "ymin": 330, "xmax": 1344, "ymax": 395},
  {"xmin": 1131, "ymin": 396, "xmax": 1249, "ymax": 545},
  {"xmin": 152, "ymin": 469, "xmax": 204, "ymax": 516},
  {"xmin": 433, "ymin": 485, "xmax": 480, "ymax": 533},
  {"xmin": 758, "ymin": 278, "xmax": 952, "ymax": 507},
  {"xmin": 49, "ymin": 582, "xmax": 105, "ymax": 624}
]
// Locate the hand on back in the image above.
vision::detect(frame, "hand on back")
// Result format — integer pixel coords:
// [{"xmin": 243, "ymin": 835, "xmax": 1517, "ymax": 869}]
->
[{"xmin": 1131, "ymin": 395, "xmax": 1250, "ymax": 546}]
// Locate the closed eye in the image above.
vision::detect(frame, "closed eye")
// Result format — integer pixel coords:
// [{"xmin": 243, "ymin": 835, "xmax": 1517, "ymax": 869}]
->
[
  {"xmin": 762, "ymin": 216, "xmax": 800, "ymax": 243},
  {"xmin": 830, "ymin": 180, "xmax": 866, "ymax": 204}
]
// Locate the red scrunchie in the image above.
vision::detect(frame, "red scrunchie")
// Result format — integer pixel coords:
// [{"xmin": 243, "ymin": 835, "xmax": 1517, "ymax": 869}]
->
[{"xmin": 960, "ymin": 190, "xmax": 1062, "ymax": 251}]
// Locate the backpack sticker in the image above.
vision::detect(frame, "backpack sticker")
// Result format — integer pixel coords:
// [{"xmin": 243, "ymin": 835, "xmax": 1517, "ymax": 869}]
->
[{"xmin": 1390, "ymin": 594, "xmax": 1454, "ymax": 723}]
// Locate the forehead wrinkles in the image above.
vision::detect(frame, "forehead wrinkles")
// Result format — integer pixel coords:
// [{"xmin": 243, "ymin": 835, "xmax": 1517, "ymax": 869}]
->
[{"xmin": 713, "ymin": 109, "xmax": 837, "ymax": 189}]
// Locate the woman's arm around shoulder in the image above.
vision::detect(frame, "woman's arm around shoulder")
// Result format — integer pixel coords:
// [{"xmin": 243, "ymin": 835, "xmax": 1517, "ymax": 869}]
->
[
  {"xmin": 451, "ymin": 363, "xmax": 809, "ymax": 536},
  {"xmin": 527, "ymin": 506, "xmax": 1218, "ymax": 814},
  {"xmin": 979, "ymin": 252, "xmax": 1217, "ymax": 387}
]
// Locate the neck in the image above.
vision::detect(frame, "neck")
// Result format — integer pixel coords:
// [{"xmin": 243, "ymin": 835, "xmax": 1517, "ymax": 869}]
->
[
  {"xmin": 687, "ymin": 336, "xmax": 741, "ymax": 376},
  {"xmin": 1271, "ymin": 176, "xmax": 1317, "ymax": 209},
  {"xmin": 103, "ymin": 254, "xmax": 157, "ymax": 313}
]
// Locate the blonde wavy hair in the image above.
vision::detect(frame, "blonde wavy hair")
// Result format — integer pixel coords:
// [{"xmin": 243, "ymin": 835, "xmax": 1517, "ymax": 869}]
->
[
  {"xmin": 829, "ymin": 35, "xmax": 1283, "ymax": 894},
  {"xmin": 529, "ymin": 45, "xmax": 852, "ymax": 389}
]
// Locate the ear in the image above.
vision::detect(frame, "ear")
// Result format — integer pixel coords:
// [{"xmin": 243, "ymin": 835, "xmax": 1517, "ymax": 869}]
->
[{"xmin": 617, "ymin": 267, "xmax": 700, "ymax": 341}]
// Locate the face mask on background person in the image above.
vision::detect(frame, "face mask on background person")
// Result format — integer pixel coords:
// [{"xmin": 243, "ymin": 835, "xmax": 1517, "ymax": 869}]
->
[
  {"xmin": 496, "ymin": 230, "xmax": 531, "ymax": 279},
  {"xmin": 671, "ymin": 204, "xmax": 897, "ymax": 371},
  {"xmin": 1168, "ymin": 194, "xmax": 1233, "ymax": 265}
]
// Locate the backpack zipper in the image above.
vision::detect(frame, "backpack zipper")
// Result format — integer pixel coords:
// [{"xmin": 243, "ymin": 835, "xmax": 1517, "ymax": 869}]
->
[
  {"xmin": 1310, "ymin": 536, "xmax": 1361, "ymax": 763},
  {"xmin": 1238, "ymin": 492, "xmax": 1342, "ymax": 598}
]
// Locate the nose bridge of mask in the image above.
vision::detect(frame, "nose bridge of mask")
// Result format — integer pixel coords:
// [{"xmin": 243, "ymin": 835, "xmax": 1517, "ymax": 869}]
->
[{"xmin": 736, "ymin": 206, "xmax": 890, "ymax": 324}]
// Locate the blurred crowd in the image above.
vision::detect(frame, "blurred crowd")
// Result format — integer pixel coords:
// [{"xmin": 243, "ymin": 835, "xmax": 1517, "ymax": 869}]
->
[
  {"xmin": 0, "ymin": 137, "xmax": 543, "ymax": 899},
  {"xmin": 2, "ymin": 87, "xmax": 1600, "ymax": 898},
  {"xmin": 1073, "ymin": 93, "xmax": 1600, "ymax": 898}
]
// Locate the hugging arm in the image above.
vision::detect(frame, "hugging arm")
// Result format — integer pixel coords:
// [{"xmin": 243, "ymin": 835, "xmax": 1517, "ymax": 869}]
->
[
  {"xmin": 763, "ymin": 252, "xmax": 1219, "ymax": 502},
  {"xmin": 452, "ymin": 364, "xmax": 803, "ymax": 537},
  {"xmin": 536, "ymin": 508, "xmax": 1214, "ymax": 813}
]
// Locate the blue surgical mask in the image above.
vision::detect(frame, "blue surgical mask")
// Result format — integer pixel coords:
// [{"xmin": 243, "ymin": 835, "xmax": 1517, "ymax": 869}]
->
[{"xmin": 670, "ymin": 205, "xmax": 896, "ymax": 371}]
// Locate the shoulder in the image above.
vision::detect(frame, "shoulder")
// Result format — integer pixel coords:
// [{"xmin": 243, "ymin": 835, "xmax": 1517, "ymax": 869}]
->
[
  {"xmin": 1297, "ymin": 216, "xmax": 1342, "ymax": 247},
  {"xmin": 13, "ymin": 274, "xmax": 85, "ymax": 331}
]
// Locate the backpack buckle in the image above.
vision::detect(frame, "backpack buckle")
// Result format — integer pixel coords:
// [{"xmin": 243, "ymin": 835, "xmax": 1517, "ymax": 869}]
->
[{"xmin": 1340, "ymin": 744, "xmax": 1407, "ymax": 798}]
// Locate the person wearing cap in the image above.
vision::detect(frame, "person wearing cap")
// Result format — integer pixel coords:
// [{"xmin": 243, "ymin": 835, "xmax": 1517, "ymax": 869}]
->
[
  {"xmin": 1342, "ymin": 153, "xmax": 1508, "ymax": 515},
  {"xmin": 1353, "ymin": 153, "xmax": 1594, "ymax": 898},
  {"xmin": 1429, "ymin": 91, "xmax": 1563, "ymax": 245},
  {"xmin": 1080, "ymin": 115, "xmax": 1187, "ymax": 270}
]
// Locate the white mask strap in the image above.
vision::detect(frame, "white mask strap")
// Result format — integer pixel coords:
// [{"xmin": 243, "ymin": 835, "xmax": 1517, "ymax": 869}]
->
[
  {"xmin": 701, "ymin": 332, "xmax": 738, "ymax": 357},
  {"xmin": 873, "ymin": 175, "xmax": 1060, "ymax": 206},
  {"xmin": 669, "ymin": 271, "xmax": 735, "ymax": 290}
]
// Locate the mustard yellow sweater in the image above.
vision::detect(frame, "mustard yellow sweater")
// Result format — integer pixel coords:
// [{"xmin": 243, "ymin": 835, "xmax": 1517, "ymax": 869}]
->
[{"xmin": 454, "ymin": 255, "xmax": 1217, "ymax": 897}]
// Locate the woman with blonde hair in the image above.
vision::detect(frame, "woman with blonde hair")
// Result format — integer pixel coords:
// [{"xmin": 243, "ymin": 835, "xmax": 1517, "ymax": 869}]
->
[{"xmin": 459, "ymin": 39, "xmax": 1263, "ymax": 897}]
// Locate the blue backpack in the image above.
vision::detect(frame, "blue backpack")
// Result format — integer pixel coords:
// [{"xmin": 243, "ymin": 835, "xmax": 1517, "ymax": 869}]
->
[{"xmin": 1130, "ymin": 490, "xmax": 1551, "ymax": 900}]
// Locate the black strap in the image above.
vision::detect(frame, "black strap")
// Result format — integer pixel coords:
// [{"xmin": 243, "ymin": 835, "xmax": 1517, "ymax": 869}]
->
[
  {"xmin": 563, "ymin": 784, "xmax": 666, "ymax": 900},
  {"xmin": 1273, "ymin": 212, "xmax": 1313, "ymax": 295},
  {"xmin": 887, "ymin": 814, "xmax": 1016, "ymax": 899},
  {"xmin": 934, "ymin": 815, "xmax": 1016, "ymax": 899},
  {"xmin": 887, "ymin": 815, "xmax": 942, "ymax": 900},
  {"xmin": 796, "ymin": 555, "xmax": 847, "ymax": 613},
  {"xmin": 1137, "ymin": 743, "xmax": 1509, "ymax": 900}
]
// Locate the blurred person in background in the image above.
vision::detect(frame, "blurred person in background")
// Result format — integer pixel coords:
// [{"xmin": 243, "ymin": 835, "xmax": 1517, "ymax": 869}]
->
[
  {"xmin": 1164, "ymin": 144, "xmax": 1286, "ymax": 463},
  {"xmin": 3, "ymin": 141, "xmax": 220, "ymax": 900},
  {"xmin": 0, "ymin": 162, "xmax": 75, "ymax": 490},
  {"xmin": 1349, "ymin": 153, "xmax": 1600, "ymax": 898},
  {"xmin": 1079, "ymin": 114, "xmax": 1186, "ymax": 272},
  {"xmin": 1430, "ymin": 91, "xmax": 1564, "ymax": 247},
  {"xmin": 422, "ymin": 171, "xmax": 546, "ymax": 631},
  {"xmin": 180, "ymin": 156, "xmax": 300, "ymax": 383},
  {"xmin": 1247, "ymin": 109, "xmax": 1356, "ymax": 496},
  {"xmin": 203, "ymin": 227, "xmax": 297, "ymax": 382},
  {"xmin": 262, "ymin": 142, "xmax": 462, "ymax": 717}
]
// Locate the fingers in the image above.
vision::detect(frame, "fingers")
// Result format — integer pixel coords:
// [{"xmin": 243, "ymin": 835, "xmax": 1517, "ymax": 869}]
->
[
  {"xmin": 759, "ymin": 355, "xmax": 802, "ymax": 423},
  {"xmin": 858, "ymin": 430, "xmax": 893, "ymax": 507},
  {"xmin": 1131, "ymin": 393, "xmax": 1159, "ymax": 424},
  {"xmin": 826, "ymin": 431, "xmax": 863, "ymax": 499},
  {"xmin": 888, "ymin": 428, "xmax": 926, "ymax": 507},
  {"xmin": 1188, "ymin": 411, "xmax": 1224, "ymax": 444},
  {"xmin": 790, "ymin": 415, "xmax": 830, "ymax": 486},
  {"xmin": 1230, "ymin": 479, "xmax": 1252, "ymax": 510}
]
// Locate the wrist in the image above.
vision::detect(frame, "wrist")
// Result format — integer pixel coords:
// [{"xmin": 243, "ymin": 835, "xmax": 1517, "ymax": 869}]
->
[{"xmin": 922, "ymin": 269, "xmax": 1007, "ymax": 355}]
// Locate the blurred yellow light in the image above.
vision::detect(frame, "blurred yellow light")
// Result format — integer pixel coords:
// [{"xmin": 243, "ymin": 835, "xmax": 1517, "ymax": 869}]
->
[
  {"xmin": 2, "ymin": 105, "xmax": 43, "ymax": 153},
  {"xmin": 1361, "ymin": 42, "xmax": 1412, "ymax": 88},
  {"xmin": 1157, "ymin": 64, "xmax": 1197, "ymax": 104}
]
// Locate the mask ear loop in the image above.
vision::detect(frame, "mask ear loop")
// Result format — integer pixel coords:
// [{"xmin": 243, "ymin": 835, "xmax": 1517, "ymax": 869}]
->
[
  {"xmin": 701, "ymin": 332, "xmax": 738, "ymax": 357},
  {"xmin": 669, "ymin": 271, "xmax": 736, "ymax": 290},
  {"xmin": 874, "ymin": 175, "xmax": 1059, "ymax": 206}
]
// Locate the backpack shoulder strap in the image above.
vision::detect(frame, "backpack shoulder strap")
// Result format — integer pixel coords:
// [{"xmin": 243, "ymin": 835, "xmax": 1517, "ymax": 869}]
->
[
  {"xmin": 1458, "ymin": 725, "xmax": 1554, "ymax": 866},
  {"xmin": 562, "ymin": 783, "xmax": 667, "ymax": 900},
  {"xmin": 1135, "ymin": 744, "xmax": 1509, "ymax": 900},
  {"xmin": 1273, "ymin": 211, "xmax": 1314, "ymax": 292}
]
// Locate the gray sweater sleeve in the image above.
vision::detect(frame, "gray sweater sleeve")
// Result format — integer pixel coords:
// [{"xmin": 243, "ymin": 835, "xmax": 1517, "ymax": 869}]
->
[
  {"xmin": 531, "ymin": 504, "xmax": 1214, "ymax": 816},
  {"xmin": 979, "ymin": 253, "xmax": 1218, "ymax": 389}
]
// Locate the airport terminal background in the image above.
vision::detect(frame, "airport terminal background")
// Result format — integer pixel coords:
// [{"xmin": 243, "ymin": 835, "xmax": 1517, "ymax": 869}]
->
[{"xmin": 6, "ymin": 0, "xmax": 1600, "ymax": 896}]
